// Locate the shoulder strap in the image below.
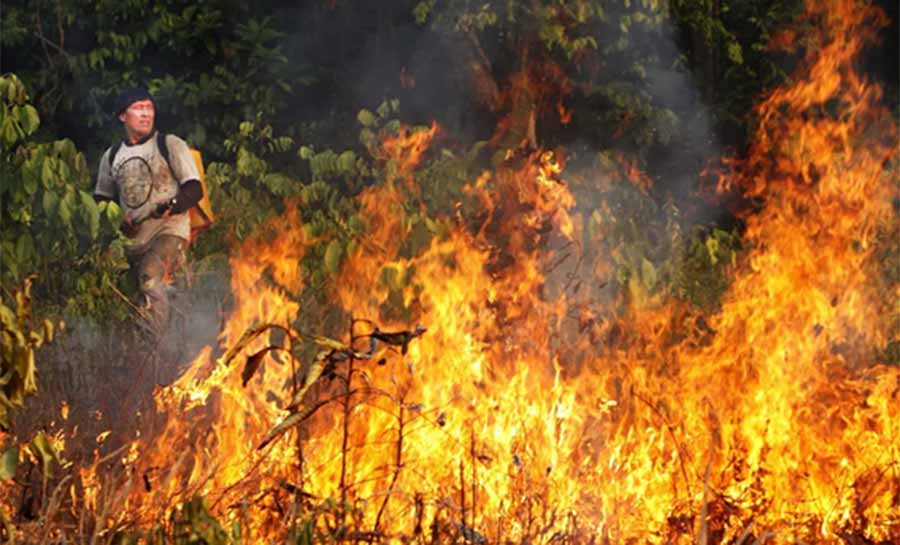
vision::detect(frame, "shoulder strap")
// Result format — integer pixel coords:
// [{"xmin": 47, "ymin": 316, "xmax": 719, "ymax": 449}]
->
[
  {"xmin": 107, "ymin": 142, "xmax": 123, "ymax": 168},
  {"xmin": 106, "ymin": 132, "xmax": 169, "ymax": 169},
  {"xmin": 156, "ymin": 131, "xmax": 171, "ymax": 167}
]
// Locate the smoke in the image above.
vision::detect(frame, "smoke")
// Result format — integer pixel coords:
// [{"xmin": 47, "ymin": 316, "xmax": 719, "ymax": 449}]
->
[{"xmin": 13, "ymin": 264, "xmax": 231, "ymax": 459}]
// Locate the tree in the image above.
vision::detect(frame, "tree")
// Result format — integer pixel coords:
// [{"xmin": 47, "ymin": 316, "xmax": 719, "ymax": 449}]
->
[
  {"xmin": 0, "ymin": 74, "xmax": 125, "ymax": 314},
  {"xmin": 0, "ymin": 0, "xmax": 310, "ymax": 159}
]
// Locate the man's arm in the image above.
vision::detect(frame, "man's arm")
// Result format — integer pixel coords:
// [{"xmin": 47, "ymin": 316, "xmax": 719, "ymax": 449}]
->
[
  {"xmin": 158, "ymin": 179, "xmax": 203, "ymax": 215},
  {"xmin": 155, "ymin": 134, "xmax": 203, "ymax": 216}
]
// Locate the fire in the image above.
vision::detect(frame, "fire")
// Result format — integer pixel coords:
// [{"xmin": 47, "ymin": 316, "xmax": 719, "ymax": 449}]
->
[{"xmin": 67, "ymin": 0, "xmax": 897, "ymax": 542}]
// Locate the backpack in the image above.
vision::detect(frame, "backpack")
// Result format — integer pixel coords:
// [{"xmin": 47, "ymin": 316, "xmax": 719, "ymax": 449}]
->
[{"xmin": 109, "ymin": 132, "xmax": 215, "ymax": 237}]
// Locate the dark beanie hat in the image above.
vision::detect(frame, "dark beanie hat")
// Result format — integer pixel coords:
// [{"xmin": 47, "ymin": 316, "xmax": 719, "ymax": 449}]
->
[{"xmin": 114, "ymin": 87, "xmax": 155, "ymax": 116}]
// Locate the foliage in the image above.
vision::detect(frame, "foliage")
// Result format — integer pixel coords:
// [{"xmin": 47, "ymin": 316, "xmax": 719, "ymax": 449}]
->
[
  {"xmin": 0, "ymin": 0, "xmax": 312, "ymax": 158},
  {"xmin": 204, "ymin": 89, "xmax": 740, "ymax": 316},
  {"xmin": 671, "ymin": 0, "xmax": 802, "ymax": 133},
  {"xmin": 0, "ymin": 74, "xmax": 127, "ymax": 315},
  {"xmin": 415, "ymin": 0, "xmax": 612, "ymax": 59},
  {"xmin": 114, "ymin": 495, "xmax": 242, "ymax": 545},
  {"xmin": 414, "ymin": 1, "xmax": 692, "ymax": 156},
  {"xmin": 0, "ymin": 277, "xmax": 65, "ymax": 510},
  {"xmin": 585, "ymin": 178, "xmax": 740, "ymax": 308},
  {"xmin": 191, "ymin": 101, "xmax": 399, "ymax": 304},
  {"xmin": 0, "ymin": 278, "xmax": 58, "ymax": 431},
  {"xmin": 195, "ymin": 116, "xmax": 299, "ymax": 246},
  {"xmin": 110, "ymin": 493, "xmax": 374, "ymax": 545}
]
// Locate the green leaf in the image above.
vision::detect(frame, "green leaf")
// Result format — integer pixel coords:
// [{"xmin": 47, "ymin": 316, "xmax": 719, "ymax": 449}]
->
[
  {"xmin": 43, "ymin": 319, "xmax": 55, "ymax": 343},
  {"xmin": 22, "ymin": 164, "xmax": 38, "ymax": 195},
  {"xmin": 706, "ymin": 236, "xmax": 720, "ymax": 265},
  {"xmin": 15, "ymin": 233, "xmax": 33, "ymax": 265},
  {"xmin": 17, "ymin": 105, "xmax": 39, "ymax": 135},
  {"xmin": 80, "ymin": 191, "xmax": 101, "ymax": 239},
  {"xmin": 236, "ymin": 148, "xmax": 254, "ymax": 176},
  {"xmin": 413, "ymin": 1, "xmax": 435, "ymax": 25},
  {"xmin": 337, "ymin": 150, "xmax": 356, "ymax": 173},
  {"xmin": 0, "ymin": 446, "xmax": 17, "ymax": 480},
  {"xmin": 21, "ymin": 155, "xmax": 41, "ymax": 190},
  {"xmin": 58, "ymin": 192, "xmax": 73, "ymax": 225},
  {"xmin": 376, "ymin": 101, "xmax": 391, "ymax": 119},
  {"xmin": 357, "ymin": 109, "xmax": 376, "ymax": 127},
  {"xmin": 640, "ymin": 257, "xmax": 657, "ymax": 290},
  {"xmin": 727, "ymin": 41, "xmax": 744, "ymax": 65},
  {"xmin": 298, "ymin": 146, "xmax": 314, "ymax": 160},
  {"xmin": 42, "ymin": 191, "xmax": 59, "ymax": 217},
  {"xmin": 1, "ymin": 119, "xmax": 19, "ymax": 148},
  {"xmin": 323, "ymin": 239, "xmax": 342, "ymax": 274},
  {"xmin": 42, "ymin": 157, "xmax": 58, "ymax": 187},
  {"xmin": 105, "ymin": 201, "xmax": 122, "ymax": 224},
  {"xmin": 589, "ymin": 209, "xmax": 603, "ymax": 238},
  {"xmin": 30, "ymin": 432, "xmax": 58, "ymax": 476}
]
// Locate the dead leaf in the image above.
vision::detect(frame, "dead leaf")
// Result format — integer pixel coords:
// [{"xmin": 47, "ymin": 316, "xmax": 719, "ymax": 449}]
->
[
  {"xmin": 309, "ymin": 334, "xmax": 351, "ymax": 352},
  {"xmin": 220, "ymin": 323, "xmax": 272, "ymax": 367},
  {"xmin": 258, "ymin": 399, "xmax": 330, "ymax": 450},
  {"xmin": 242, "ymin": 347, "xmax": 274, "ymax": 387},
  {"xmin": 285, "ymin": 358, "xmax": 326, "ymax": 411},
  {"xmin": 371, "ymin": 324, "xmax": 427, "ymax": 355}
]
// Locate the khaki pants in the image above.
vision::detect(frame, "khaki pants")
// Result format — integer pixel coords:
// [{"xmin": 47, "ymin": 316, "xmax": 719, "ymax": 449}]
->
[{"xmin": 128, "ymin": 235, "xmax": 186, "ymax": 335}]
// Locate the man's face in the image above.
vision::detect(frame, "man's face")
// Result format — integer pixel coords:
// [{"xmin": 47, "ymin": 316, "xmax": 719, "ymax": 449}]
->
[{"xmin": 118, "ymin": 99, "xmax": 155, "ymax": 141}]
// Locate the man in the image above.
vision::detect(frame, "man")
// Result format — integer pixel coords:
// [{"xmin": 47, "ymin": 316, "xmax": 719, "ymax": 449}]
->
[{"xmin": 94, "ymin": 88, "xmax": 203, "ymax": 335}]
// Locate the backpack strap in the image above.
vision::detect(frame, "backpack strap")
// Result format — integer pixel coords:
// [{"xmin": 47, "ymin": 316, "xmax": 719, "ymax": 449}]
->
[
  {"xmin": 156, "ymin": 131, "xmax": 171, "ymax": 167},
  {"xmin": 107, "ymin": 141, "xmax": 123, "ymax": 168},
  {"xmin": 106, "ymin": 132, "xmax": 171, "ymax": 171}
]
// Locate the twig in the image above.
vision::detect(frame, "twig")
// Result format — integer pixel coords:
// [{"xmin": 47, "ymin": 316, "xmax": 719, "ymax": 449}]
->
[
  {"xmin": 470, "ymin": 428, "xmax": 477, "ymax": 532},
  {"xmin": 114, "ymin": 334, "xmax": 166, "ymax": 432},
  {"xmin": 94, "ymin": 443, "xmax": 132, "ymax": 468},
  {"xmin": 459, "ymin": 460, "xmax": 466, "ymax": 541},
  {"xmin": 412, "ymin": 494, "xmax": 424, "ymax": 544},
  {"xmin": 287, "ymin": 322, "xmax": 307, "ymax": 494},
  {"xmin": 734, "ymin": 522, "xmax": 755, "ymax": 545},
  {"xmin": 339, "ymin": 316, "xmax": 358, "ymax": 522},
  {"xmin": 696, "ymin": 460, "xmax": 710, "ymax": 545},
  {"xmin": 632, "ymin": 390, "xmax": 694, "ymax": 499},
  {"xmin": 31, "ymin": 29, "xmax": 72, "ymax": 62},
  {"xmin": 55, "ymin": 0, "xmax": 65, "ymax": 50},
  {"xmin": 210, "ymin": 446, "xmax": 276, "ymax": 511},
  {"xmin": 546, "ymin": 251, "xmax": 573, "ymax": 276},
  {"xmin": 34, "ymin": 5, "xmax": 53, "ymax": 66},
  {"xmin": 373, "ymin": 402, "xmax": 405, "ymax": 535},
  {"xmin": 751, "ymin": 531, "xmax": 777, "ymax": 545},
  {"xmin": 561, "ymin": 244, "xmax": 585, "ymax": 295},
  {"xmin": 38, "ymin": 475, "xmax": 72, "ymax": 544},
  {"xmin": 108, "ymin": 282, "xmax": 144, "ymax": 316}
]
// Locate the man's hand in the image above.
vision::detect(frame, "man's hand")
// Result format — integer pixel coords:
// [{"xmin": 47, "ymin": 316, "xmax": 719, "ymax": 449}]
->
[
  {"xmin": 121, "ymin": 215, "xmax": 139, "ymax": 237},
  {"xmin": 151, "ymin": 199, "xmax": 174, "ymax": 220}
]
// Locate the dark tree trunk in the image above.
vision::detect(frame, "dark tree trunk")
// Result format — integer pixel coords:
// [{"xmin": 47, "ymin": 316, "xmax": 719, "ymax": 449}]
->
[{"xmin": 455, "ymin": 31, "xmax": 503, "ymax": 113}]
